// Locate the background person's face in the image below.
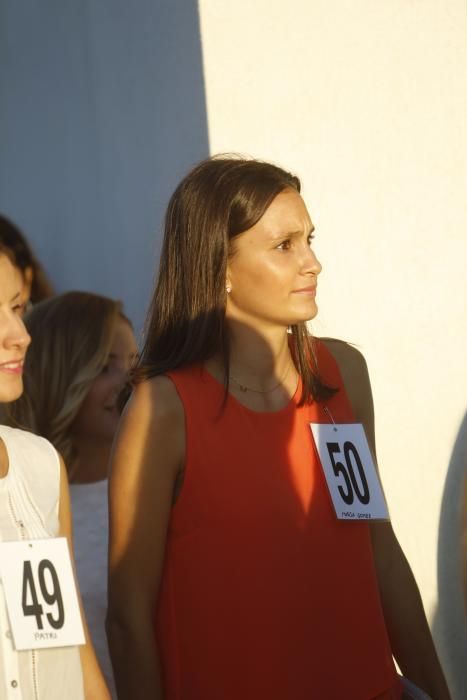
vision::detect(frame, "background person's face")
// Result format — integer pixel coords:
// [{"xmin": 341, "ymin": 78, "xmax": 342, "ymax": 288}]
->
[
  {"xmin": 0, "ymin": 255, "xmax": 31, "ymax": 402},
  {"xmin": 72, "ymin": 318, "xmax": 138, "ymax": 444}
]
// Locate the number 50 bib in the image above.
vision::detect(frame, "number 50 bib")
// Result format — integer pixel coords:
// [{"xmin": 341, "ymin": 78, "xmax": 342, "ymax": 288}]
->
[
  {"xmin": 310, "ymin": 423, "xmax": 389, "ymax": 521},
  {"xmin": 0, "ymin": 537, "xmax": 85, "ymax": 650}
]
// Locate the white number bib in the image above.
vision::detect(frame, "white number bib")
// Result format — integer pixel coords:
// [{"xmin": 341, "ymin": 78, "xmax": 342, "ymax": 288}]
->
[
  {"xmin": 310, "ymin": 423, "xmax": 389, "ymax": 521},
  {"xmin": 0, "ymin": 537, "xmax": 85, "ymax": 650}
]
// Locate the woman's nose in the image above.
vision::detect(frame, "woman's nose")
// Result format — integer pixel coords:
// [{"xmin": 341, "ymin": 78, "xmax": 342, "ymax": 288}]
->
[
  {"xmin": 6, "ymin": 316, "xmax": 31, "ymax": 350},
  {"xmin": 302, "ymin": 246, "xmax": 322, "ymax": 276}
]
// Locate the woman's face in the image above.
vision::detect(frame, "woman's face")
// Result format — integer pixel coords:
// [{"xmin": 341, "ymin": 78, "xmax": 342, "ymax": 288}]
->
[
  {"xmin": 72, "ymin": 318, "xmax": 138, "ymax": 444},
  {"xmin": 226, "ymin": 188, "xmax": 322, "ymax": 330},
  {"xmin": 0, "ymin": 254, "xmax": 31, "ymax": 402}
]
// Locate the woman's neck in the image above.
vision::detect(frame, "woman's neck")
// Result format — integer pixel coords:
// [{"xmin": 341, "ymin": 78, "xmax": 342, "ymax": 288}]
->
[
  {"xmin": 69, "ymin": 438, "xmax": 111, "ymax": 484},
  {"xmin": 227, "ymin": 321, "xmax": 292, "ymax": 387},
  {"xmin": 205, "ymin": 321, "xmax": 298, "ymax": 412}
]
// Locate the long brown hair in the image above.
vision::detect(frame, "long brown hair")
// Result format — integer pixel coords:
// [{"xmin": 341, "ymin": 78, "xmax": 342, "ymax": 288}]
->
[
  {"xmin": 7, "ymin": 292, "xmax": 123, "ymax": 467},
  {"xmin": 134, "ymin": 155, "xmax": 335, "ymax": 404}
]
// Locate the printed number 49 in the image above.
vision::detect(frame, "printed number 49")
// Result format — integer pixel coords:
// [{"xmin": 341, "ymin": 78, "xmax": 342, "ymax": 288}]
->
[
  {"xmin": 22, "ymin": 559, "xmax": 65, "ymax": 630},
  {"xmin": 326, "ymin": 441, "xmax": 370, "ymax": 506}
]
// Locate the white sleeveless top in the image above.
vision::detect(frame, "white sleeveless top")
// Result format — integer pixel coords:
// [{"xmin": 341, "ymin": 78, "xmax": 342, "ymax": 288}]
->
[{"xmin": 0, "ymin": 425, "xmax": 84, "ymax": 700}]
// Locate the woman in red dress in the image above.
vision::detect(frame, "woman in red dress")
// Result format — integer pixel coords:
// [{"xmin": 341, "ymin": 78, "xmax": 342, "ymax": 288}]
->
[{"xmin": 107, "ymin": 156, "xmax": 450, "ymax": 700}]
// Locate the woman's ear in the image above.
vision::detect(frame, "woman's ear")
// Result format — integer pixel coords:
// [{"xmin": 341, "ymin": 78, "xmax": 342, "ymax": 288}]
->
[{"xmin": 225, "ymin": 264, "xmax": 232, "ymax": 293}]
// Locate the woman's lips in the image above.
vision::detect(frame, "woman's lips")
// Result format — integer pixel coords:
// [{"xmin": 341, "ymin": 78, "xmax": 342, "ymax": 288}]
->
[
  {"xmin": 292, "ymin": 286, "xmax": 317, "ymax": 296},
  {"xmin": 0, "ymin": 360, "xmax": 24, "ymax": 375}
]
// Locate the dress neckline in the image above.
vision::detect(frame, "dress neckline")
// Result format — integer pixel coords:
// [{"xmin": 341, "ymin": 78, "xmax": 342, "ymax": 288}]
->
[{"xmin": 200, "ymin": 365, "xmax": 301, "ymax": 416}]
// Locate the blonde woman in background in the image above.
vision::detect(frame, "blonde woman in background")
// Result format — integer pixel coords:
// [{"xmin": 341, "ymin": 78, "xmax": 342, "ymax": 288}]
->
[
  {"xmin": 8, "ymin": 291, "xmax": 137, "ymax": 698},
  {"xmin": 0, "ymin": 247, "xmax": 110, "ymax": 698}
]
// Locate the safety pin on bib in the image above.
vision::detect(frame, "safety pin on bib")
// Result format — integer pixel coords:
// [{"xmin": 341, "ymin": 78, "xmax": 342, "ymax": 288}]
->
[{"xmin": 323, "ymin": 405, "xmax": 338, "ymax": 432}]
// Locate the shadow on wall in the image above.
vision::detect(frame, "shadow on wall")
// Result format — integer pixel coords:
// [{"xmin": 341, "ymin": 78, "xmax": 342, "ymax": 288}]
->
[
  {"xmin": 432, "ymin": 411, "xmax": 467, "ymax": 700},
  {"xmin": 0, "ymin": 1, "xmax": 209, "ymax": 331}
]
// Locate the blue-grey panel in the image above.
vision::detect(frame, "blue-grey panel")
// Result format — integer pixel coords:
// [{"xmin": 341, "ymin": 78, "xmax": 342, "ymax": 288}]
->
[{"xmin": 0, "ymin": 0, "xmax": 209, "ymax": 333}]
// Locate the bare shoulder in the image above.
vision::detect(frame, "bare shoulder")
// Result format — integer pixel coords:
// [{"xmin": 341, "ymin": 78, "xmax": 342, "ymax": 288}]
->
[
  {"xmin": 319, "ymin": 337, "xmax": 369, "ymax": 378},
  {"xmin": 113, "ymin": 374, "xmax": 185, "ymax": 484},
  {"xmin": 319, "ymin": 337, "xmax": 376, "ymax": 452},
  {"xmin": 126, "ymin": 374, "xmax": 184, "ymax": 424},
  {"xmin": 319, "ymin": 337, "xmax": 371, "ymax": 400},
  {"xmin": 108, "ymin": 376, "xmax": 185, "ymax": 606}
]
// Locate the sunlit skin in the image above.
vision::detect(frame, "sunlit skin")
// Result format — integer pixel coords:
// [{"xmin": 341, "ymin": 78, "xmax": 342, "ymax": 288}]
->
[
  {"xmin": 0, "ymin": 254, "xmax": 31, "ymax": 405},
  {"xmin": 207, "ymin": 188, "xmax": 321, "ymax": 406},
  {"xmin": 71, "ymin": 318, "xmax": 138, "ymax": 483},
  {"xmin": 226, "ymin": 187, "xmax": 321, "ymax": 331}
]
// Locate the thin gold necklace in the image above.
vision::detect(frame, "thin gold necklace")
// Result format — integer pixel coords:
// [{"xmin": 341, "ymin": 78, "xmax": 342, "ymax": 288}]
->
[{"xmin": 229, "ymin": 362, "xmax": 292, "ymax": 394}]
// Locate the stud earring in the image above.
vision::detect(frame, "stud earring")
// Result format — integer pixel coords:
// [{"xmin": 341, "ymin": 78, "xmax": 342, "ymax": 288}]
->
[{"xmin": 226, "ymin": 285, "xmax": 232, "ymax": 294}]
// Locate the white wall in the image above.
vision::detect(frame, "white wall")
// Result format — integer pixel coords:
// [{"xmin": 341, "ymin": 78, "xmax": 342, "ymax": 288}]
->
[{"xmin": 198, "ymin": 0, "xmax": 467, "ymax": 695}]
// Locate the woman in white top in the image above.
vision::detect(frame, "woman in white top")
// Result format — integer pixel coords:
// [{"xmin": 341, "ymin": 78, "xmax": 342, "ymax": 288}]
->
[
  {"xmin": 7, "ymin": 291, "xmax": 137, "ymax": 698},
  {"xmin": 0, "ymin": 246, "xmax": 110, "ymax": 699}
]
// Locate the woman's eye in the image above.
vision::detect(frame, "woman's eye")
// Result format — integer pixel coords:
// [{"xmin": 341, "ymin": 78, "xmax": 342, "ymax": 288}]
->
[
  {"xmin": 101, "ymin": 364, "xmax": 110, "ymax": 375},
  {"xmin": 12, "ymin": 303, "xmax": 25, "ymax": 316},
  {"xmin": 307, "ymin": 234, "xmax": 315, "ymax": 247},
  {"xmin": 276, "ymin": 239, "xmax": 291, "ymax": 251}
]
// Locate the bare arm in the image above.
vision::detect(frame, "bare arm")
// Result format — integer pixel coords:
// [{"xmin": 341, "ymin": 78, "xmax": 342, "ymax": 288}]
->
[
  {"xmin": 322, "ymin": 338, "xmax": 451, "ymax": 700},
  {"xmin": 106, "ymin": 377, "xmax": 184, "ymax": 700},
  {"xmin": 58, "ymin": 456, "xmax": 111, "ymax": 700}
]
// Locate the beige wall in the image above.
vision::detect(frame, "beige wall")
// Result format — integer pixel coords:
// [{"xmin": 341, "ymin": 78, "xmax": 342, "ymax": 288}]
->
[{"xmin": 199, "ymin": 1, "xmax": 467, "ymax": 695}]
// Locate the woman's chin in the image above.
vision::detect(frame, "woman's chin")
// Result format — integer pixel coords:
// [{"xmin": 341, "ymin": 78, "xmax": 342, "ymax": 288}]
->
[
  {"xmin": 0, "ymin": 381, "xmax": 24, "ymax": 404},
  {"xmin": 296, "ymin": 305, "xmax": 319, "ymax": 324}
]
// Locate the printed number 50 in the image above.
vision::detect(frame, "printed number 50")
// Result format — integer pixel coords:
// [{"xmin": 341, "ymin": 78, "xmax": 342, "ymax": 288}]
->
[
  {"xmin": 326, "ymin": 441, "xmax": 370, "ymax": 506},
  {"xmin": 22, "ymin": 559, "xmax": 65, "ymax": 630}
]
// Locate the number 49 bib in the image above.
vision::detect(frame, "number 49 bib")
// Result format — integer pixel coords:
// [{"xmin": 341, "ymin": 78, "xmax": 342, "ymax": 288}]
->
[
  {"xmin": 310, "ymin": 423, "xmax": 389, "ymax": 521},
  {"xmin": 0, "ymin": 537, "xmax": 85, "ymax": 650}
]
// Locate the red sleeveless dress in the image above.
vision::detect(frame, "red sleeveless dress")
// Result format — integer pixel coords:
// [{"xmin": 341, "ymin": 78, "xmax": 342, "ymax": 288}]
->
[{"xmin": 155, "ymin": 341, "xmax": 401, "ymax": 699}]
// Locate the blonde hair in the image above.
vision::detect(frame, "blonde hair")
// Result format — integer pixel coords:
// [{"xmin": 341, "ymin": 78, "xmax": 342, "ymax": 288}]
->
[{"xmin": 8, "ymin": 291, "xmax": 123, "ymax": 468}]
